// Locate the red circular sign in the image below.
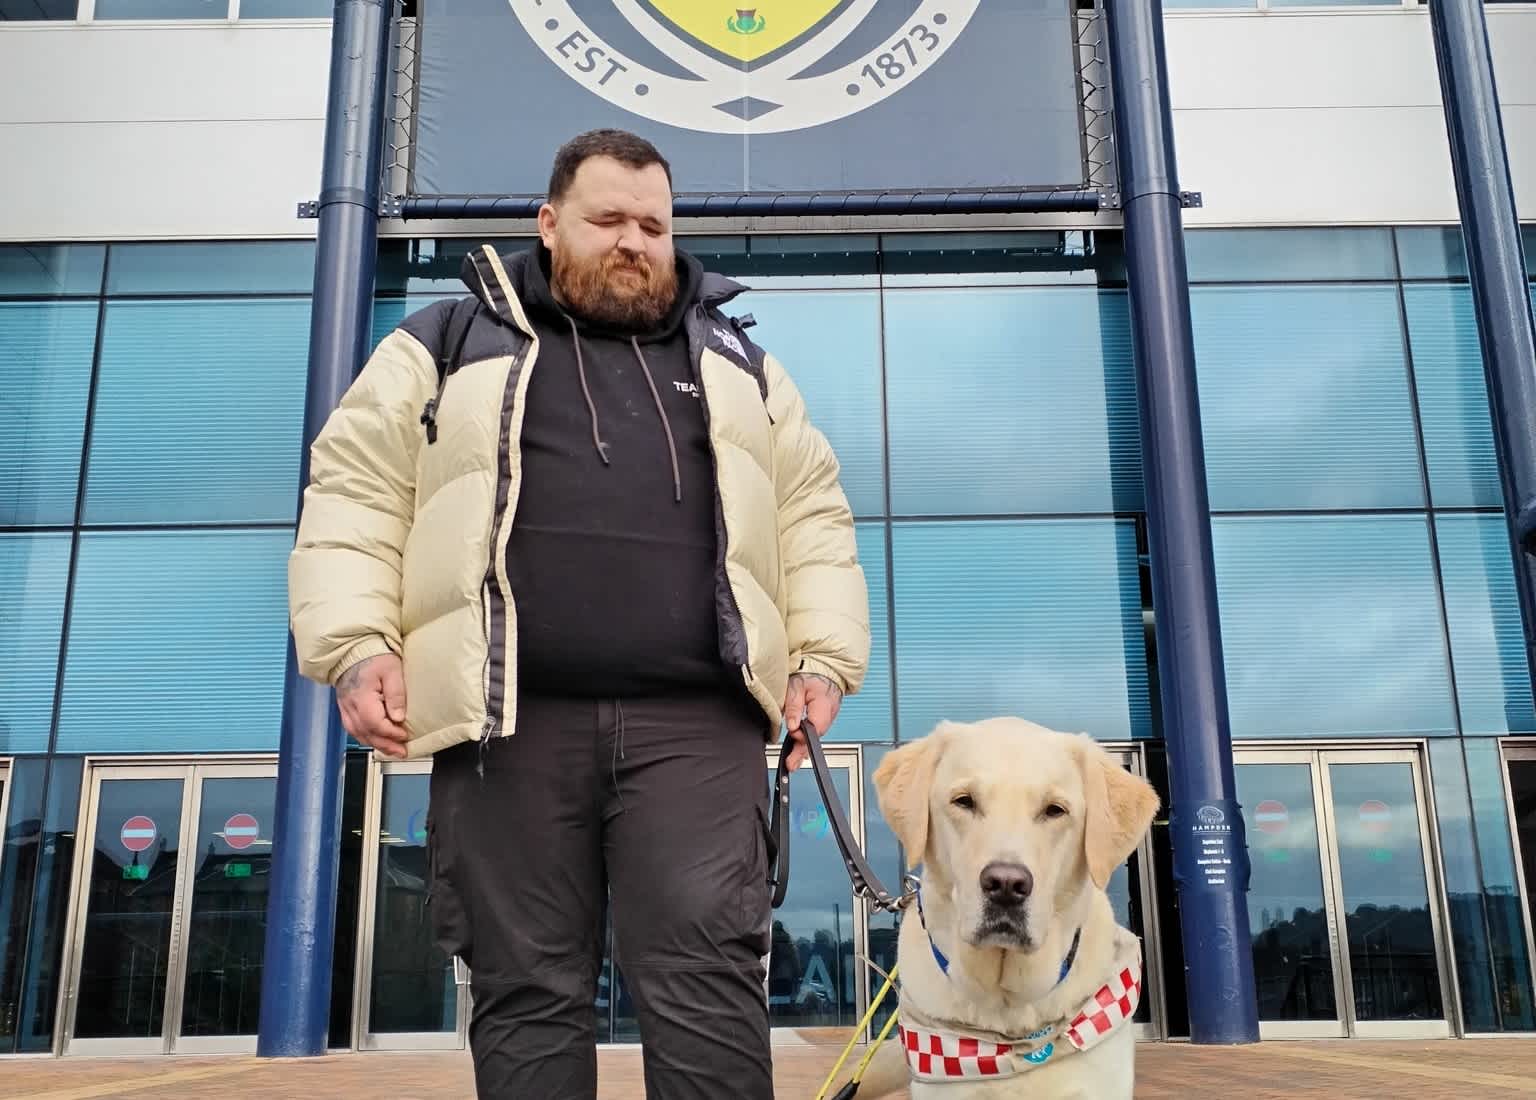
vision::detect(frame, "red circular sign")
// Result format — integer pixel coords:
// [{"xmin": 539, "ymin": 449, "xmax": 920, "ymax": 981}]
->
[
  {"xmin": 1254, "ymin": 800, "xmax": 1288, "ymax": 834},
  {"xmin": 1359, "ymin": 800, "xmax": 1392, "ymax": 834},
  {"xmin": 120, "ymin": 815, "xmax": 156, "ymax": 852},
  {"xmin": 223, "ymin": 813, "xmax": 260, "ymax": 851}
]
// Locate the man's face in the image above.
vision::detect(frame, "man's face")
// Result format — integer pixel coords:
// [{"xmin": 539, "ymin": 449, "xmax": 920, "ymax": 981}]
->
[{"xmin": 538, "ymin": 155, "xmax": 678, "ymax": 329}]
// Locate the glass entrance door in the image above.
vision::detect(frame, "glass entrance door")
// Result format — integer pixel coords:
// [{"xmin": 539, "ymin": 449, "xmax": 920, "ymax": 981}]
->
[
  {"xmin": 761, "ymin": 746, "xmax": 863, "ymax": 1032},
  {"xmin": 1503, "ymin": 743, "xmax": 1536, "ymax": 1009},
  {"xmin": 1103, "ymin": 747, "xmax": 1164, "ymax": 1040},
  {"xmin": 1235, "ymin": 747, "xmax": 1452, "ymax": 1039},
  {"xmin": 59, "ymin": 761, "xmax": 278, "ymax": 1055},
  {"xmin": 352, "ymin": 759, "xmax": 466, "ymax": 1050}
]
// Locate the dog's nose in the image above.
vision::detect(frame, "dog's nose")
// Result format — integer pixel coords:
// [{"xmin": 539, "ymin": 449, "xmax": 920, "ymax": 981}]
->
[{"xmin": 980, "ymin": 862, "xmax": 1034, "ymax": 907}]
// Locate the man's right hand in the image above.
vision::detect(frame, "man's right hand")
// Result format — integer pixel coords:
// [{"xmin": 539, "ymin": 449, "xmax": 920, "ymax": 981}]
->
[{"xmin": 336, "ymin": 653, "xmax": 410, "ymax": 759}]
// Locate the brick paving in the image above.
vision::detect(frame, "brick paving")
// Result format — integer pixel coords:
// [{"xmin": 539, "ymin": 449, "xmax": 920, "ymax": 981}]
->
[{"xmin": 5, "ymin": 1037, "xmax": 1536, "ymax": 1098}]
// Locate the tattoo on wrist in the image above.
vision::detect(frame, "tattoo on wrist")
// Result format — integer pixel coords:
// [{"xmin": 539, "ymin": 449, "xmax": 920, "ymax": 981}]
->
[
  {"xmin": 795, "ymin": 671, "xmax": 843, "ymax": 699},
  {"xmin": 337, "ymin": 661, "xmax": 365, "ymax": 694}
]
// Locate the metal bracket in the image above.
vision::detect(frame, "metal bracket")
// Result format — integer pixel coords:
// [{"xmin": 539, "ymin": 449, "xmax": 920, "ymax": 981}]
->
[
  {"xmin": 1098, "ymin": 191, "xmax": 1122, "ymax": 211},
  {"xmin": 296, "ymin": 199, "xmax": 319, "ymax": 219},
  {"xmin": 1180, "ymin": 190, "xmax": 1204, "ymax": 208},
  {"xmin": 381, "ymin": 194, "xmax": 405, "ymax": 219}
]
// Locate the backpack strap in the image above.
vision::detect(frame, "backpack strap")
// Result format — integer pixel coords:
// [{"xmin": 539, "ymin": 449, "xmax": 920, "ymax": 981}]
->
[{"xmin": 421, "ymin": 295, "xmax": 480, "ymax": 445}]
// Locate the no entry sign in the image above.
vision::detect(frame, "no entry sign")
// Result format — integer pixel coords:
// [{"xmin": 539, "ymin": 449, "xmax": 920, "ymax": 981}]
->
[
  {"xmin": 224, "ymin": 813, "xmax": 260, "ymax": 850},
  {"xmin": 1359, "ymin": 800, "xmax": 1392, "ymax": 835},
  {"xmin": 1254, "ymin": 800, "xmax": 1289, "ymax": 835},
  {"xmin": 120, "ymin": 816, "xmax": 156, "ymax": 852}
]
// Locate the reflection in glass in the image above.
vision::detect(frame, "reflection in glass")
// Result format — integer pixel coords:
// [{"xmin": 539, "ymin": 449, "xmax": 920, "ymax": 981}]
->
[
  {"xmin": 884, "ymin": 287, "xmax": 1139, "ymax": 516},
  {"xmin": 73, "ymin": 778, "xmax": 185, "ymax": 1042},
  {"xmin": 179, "ymin": 778, "xmax": 276, "ymax": 1038},
  {"xmin": 765, "ymin": 765, "xmax": 856, "ymax": 1029},
  {"xmin": 1236, "ymin": 763, "xmax": 1338, "ymax": 1022},
  {"xmin": 57, "ymin": 530, "xmax": 290, "ymax": 755},
  {"xmin": 1212, "ymin": 516, "xmax": 1455, "ymax": 739},
  {"xmin": 1190, "ymin": 285, "xmax": 1421, "ymax": 511},
  {"xmin": 368, "ymin": 773, "xmax": 455, "ymax": 1034},
  {"xmin": 893, "ymin": 520, "xmax": 1149, "ymax": 742},
  {"xmin": 0, "ymin": 532, "xmax": 71, "ymax": 754},
  {"xmin": 0, "ymin": 302, "xmax": 97, "ymax": 526},
  {"xmin": 1328, "ymin": 762, "xmax": 1444, "ymax": 1024},
  {"xmin": 86, "ymin": 299, "xmax": 309, "ymax": 525}
]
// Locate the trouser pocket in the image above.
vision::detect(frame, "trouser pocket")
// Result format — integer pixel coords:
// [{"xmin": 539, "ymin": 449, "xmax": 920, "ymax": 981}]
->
[{"xmin": 426, "ymin": 809, "xmax": 474, "ymax": 969}]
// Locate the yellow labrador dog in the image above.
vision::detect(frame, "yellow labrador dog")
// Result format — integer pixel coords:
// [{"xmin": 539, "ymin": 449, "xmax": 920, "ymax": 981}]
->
[{"xmin": 840, "ymin": 717, "xmax": 1161, "ymax": 1099}]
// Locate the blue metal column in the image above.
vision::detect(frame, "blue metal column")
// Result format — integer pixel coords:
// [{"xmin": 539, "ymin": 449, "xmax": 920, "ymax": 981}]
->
[
  {"xmin": 1104, "ymin": 0, "xmax": 1259, "ymax": 1043},
  {"xmin": 258, "ymin": 0, "xmax": 394, "ymax": 1057},
  {"xmin": 1429, "ymin": 5, "xmax": 1536, "ymax": 696}
]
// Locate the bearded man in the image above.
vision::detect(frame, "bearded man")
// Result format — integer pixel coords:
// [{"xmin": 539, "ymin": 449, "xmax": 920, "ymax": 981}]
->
[{"xmin": 286, "ymin": 128, "xmax": 870, "ymax": 1099}]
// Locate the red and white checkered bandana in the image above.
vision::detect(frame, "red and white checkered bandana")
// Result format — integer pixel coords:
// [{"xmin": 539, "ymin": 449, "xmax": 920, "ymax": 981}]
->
[{"xmin": 898, "ymin": 955, "xmax": 1142, "ymax": 1082}]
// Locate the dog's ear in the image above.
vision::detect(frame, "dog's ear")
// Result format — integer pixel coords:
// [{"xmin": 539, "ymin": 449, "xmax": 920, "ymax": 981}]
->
[
  {"xmin": 873, "ymin": 729, "xmax": 945, "ymax": 870},
  {"xmin": 1078, "ymin": 735, "xmax": 1161, "ymax": 889}
]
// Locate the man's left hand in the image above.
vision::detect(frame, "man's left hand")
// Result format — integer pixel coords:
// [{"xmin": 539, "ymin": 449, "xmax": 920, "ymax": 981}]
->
[{"xmin": 782, "ymin": 671, "xmax": 844, "ymax": 772}]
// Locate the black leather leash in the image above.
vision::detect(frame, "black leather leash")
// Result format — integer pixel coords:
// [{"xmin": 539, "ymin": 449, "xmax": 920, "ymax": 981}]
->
[{"xmin": 768, "ymin": 718, "xmax": 919, "ymax": 914}]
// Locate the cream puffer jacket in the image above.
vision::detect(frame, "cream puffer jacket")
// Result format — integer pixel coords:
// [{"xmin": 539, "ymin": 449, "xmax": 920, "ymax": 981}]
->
[{"xmin": 287, "ymin": 244, "xmax": 870, "ymax": 757}]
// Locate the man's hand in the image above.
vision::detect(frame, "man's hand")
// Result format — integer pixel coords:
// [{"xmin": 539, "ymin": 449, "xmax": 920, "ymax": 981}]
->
[
  {"xmin": 336, "ymin": 653, "xmax": 410, "ymax": 759},
  {"xmin": 782, "ymin": 671, "xmax": 843, "ymax": 772}
]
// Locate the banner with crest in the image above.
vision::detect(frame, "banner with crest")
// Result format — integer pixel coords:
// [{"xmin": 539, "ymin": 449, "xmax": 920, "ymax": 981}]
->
[{"xmin": 410, "ymin": 0, "xmax": 1088, "ymax": 197}]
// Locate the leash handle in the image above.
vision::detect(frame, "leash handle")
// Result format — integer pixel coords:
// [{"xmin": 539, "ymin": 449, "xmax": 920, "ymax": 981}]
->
[{"xmin": 768, "ymin": 718, "xmax": 917, "ymax": 914}]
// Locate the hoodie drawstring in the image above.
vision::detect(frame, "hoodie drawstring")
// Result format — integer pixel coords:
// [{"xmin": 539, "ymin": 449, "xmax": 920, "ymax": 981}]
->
[
  {"xmin": 631, "ymin": 337, "xmax": 683, "ymax": 504},
  {"xmin": 569, "ymin": 314, "xmax": 611, "ymax": 466},
  {"xmin": 563, "ymin": 314, "xmax": 684, "ymax": 504}
]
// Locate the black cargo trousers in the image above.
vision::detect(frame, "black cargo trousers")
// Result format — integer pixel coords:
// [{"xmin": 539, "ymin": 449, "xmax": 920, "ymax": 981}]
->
[{"xmin": 425, "ymin": 691, "xmax": 777, "ymax": 1099}]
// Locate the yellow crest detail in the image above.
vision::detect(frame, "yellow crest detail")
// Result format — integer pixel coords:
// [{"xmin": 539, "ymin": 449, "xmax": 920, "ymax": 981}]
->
[{"xmin": 647, "ymin": 2, "xmax": 841, "ymax": 63}]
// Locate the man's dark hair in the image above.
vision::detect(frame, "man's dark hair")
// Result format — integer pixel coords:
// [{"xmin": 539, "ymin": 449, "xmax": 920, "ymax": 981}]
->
[{"xmin": 547, "ymin": 129, "xmax": 673, "ymax": 202}]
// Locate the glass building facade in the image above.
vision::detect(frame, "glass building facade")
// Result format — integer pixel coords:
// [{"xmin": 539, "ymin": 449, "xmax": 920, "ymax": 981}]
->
[{"xmin": 4, "ymin": 224, "xmax": 1536, "ymax": 1052}]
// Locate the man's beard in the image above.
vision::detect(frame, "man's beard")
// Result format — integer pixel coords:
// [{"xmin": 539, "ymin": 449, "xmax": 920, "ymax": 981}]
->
[{"xmin": 551, "ymin": 245, "xmax": 679, "ymax": 330}]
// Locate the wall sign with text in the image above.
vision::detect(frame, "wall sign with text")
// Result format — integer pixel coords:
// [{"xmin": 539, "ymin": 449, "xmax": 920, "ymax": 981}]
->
[{"xmin": 413, "ymin": 0, "xmax": 1089, "ymax": 197}]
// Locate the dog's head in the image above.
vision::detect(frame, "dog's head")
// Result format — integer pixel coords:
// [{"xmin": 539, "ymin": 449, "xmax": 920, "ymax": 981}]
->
[{"xmin": 873, "ymin": 718, "xmax": 1160, "ymax": 954}]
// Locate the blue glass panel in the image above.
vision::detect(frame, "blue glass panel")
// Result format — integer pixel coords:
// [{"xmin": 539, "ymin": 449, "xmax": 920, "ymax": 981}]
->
[
  {"xmin": 94, "ymin": 0, "xmax": 227, "ymax": 18},
  {"xmin": 827, "ymin": 524, "xmax": 891, "ymax": 742},
  {"xmin": 1396, "ymin": 226, "xmax": 1536, "ymax": 280},
  {"xmin": 885, "ymin": 289, "xmax": 1140, "ymax": 515},
  {"xmin": 734, "ymin": 290, "xmax": 883, "ymax": 517},
  {"xmin": 1404, "ymin": 284, "xmax": 1513, "ymax": 508},
  {"xmin": 239, "ymin": 0, "xmax": 330, "ymax": 14},
  {"xmin": 1211, "ymin": 516, "xmax": 1455, "ymax": 738},
  {"xmin": 0, "ymin": 245, "xmax": 103, "ymax": 296},
  {"xmin": 0, "ymin": 533, "xmax": 71, "ymax": 754},
  {"xmin": 1192, "ymin": 285, "xmax": 1422, "ymax": 510},
  {"xmin": 1435, "ymin": 515, "xmax": 1536, "ymax": 735},
  {"xmin": 1184, "ymin": 229, "xmax": 1397, "ymax": 283},
  {"xmin": 85, "ymin": 299, "xmax": 309, "ymax": 524},
  {"xmin": 1427, "ymin": 739, "xmax": 1499, "ymax": 1033},
  {"xmin": 0, "ymin": 302, "xmax": 97, "ymax": 525},
  {"xmin": 106, "ymin": 242, "xmax": 316, "ymax": 296},
  {"xmin": 371, "ymin": 294, "xmax": 455, "ymax": 351},
  {"xmin": 57, "ymin": 530, "xmax": 290, "ymax": 753},
  {"xmin": 1463, "ymin": 738, "xmax": 1536, "ymax": 1030},
  {"xmin": 892, "ymin": 520, "xmax": 1149, "ymax": 741}
]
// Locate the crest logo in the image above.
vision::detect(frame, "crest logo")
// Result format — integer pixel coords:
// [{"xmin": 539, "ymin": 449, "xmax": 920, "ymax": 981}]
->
[{"xmin": 510, "ymin": 0, "xmax": 982, "ymax": 135}]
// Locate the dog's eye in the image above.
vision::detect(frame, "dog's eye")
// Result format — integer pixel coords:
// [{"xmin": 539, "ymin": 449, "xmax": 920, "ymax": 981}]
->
[
  {"xmin": 1044, "ymin": 803, "xmax": 1069, "ymax": 819},
  {"xmin": 951, "ymin": 793, "xmax": 977, "ymax": 812}
]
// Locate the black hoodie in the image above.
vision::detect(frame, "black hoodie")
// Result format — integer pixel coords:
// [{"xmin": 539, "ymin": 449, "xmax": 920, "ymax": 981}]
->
[{"xmin": 505, "ymin": 243, "xmax": 740, "ymax": 698}]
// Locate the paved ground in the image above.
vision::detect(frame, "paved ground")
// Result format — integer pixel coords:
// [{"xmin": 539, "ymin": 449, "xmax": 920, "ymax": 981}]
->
[{"xmin": 6, "ymin": 1037, "xmax": 1536, "ymax": 1098}]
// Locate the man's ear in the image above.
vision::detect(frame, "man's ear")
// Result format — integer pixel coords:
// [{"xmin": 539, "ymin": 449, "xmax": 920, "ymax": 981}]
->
[
  {"xmin": 1078, "ymin": 734, "xmax": 1161, "ymax": 889},
  {"xmin": 873, "ymin": 727, "xmax": 948, "ymax": 869},
  {"xmin": 537, "ymin": 201, "xmax": 559, "ymax": 249}
]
